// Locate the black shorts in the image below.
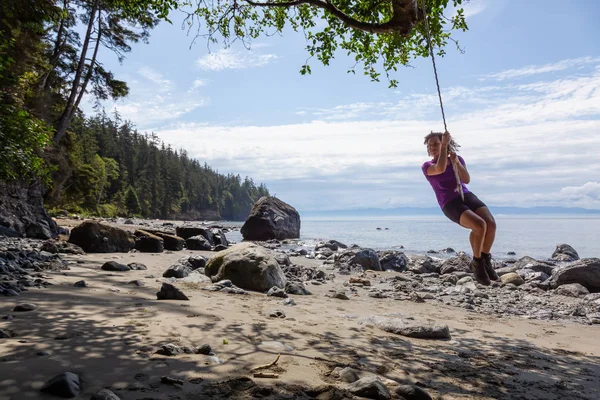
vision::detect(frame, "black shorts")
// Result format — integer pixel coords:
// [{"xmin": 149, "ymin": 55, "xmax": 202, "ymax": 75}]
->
[{"xmin": 442, "ymin": 192, "xmax": 487, "ymax": 224}]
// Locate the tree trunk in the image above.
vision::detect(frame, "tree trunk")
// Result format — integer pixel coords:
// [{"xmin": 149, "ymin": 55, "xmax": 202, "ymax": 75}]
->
[
  {"xmin": 73, "ymin": 7, "xmax": 102, "ymax": 113},
  {"xmin": 54, "ymin": 0, "xmax": 98, "ymax": 145}
]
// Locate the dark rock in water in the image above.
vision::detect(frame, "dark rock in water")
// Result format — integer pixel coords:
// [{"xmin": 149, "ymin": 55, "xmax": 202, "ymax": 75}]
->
[
  {"xmin": 14, "ymin": 303, "xmax": 37, "ymax": 312},
  {"xmin": 334, "ymin": 247, "xmax": 381, "ymax": 272},
  {"xmin": 133, "ymin": 230, "xmax": 164, "ymax": 253},
  {"xmin": 68, "ymin": 222, "xmax": 134, "ymax": 253},
  {"xmin": 552, "ymin": 244, "xmax": 580, "ymax": 262},
  {"xmin": 507, "ymin": 251, "xmax": 516, "ymax": 255},
  {"xmin": 186, "ymin": 235, "xmax": 212, "ymax": 250},
  {"xmin": 163, "ymin": 264, "xmax": 192, "ymax": 279},
  {"xmin": 395, "ymin": 385, "xmax": 433, "ymax": 400},
  {"xmin": 90, "ymin": 388, "xmax": 120, "ymax": 400},
  {"xmin": 440, "ymin": 253, "xmax": 471, "ymax": 275},
  {"xmin": 40, "ymin": 371, "xmax": 80, "ymax": 398},
  {"xmin": 204, "ymin": 242, "xmax": 286, "ymax": 292},
  {"xmin": 347, "ymin": 377, "xmax": 391, "ymax": 400},
  {"xmin": 101, "ymin": 261, "xmax": 130, "ymax": 272},
  {"xmin": 550, "ymin": 258, "xmax": 600, "ymax": 292},
  {"xmin": 0, "ymin": 180, "xmax": 58, "ymax": 239},
  {"xmin": 379, "ymin": 250, "xmax": 408, "ymax": 272},
  {"xmin": 241, "ymin": 196, "xmax": 300, "ymax": 240},
  {"xmin": 156, "ymin": 283, "xmax": 189, "ymax": 300}
]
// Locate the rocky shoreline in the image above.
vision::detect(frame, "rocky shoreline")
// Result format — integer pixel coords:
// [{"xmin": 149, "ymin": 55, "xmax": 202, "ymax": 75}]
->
[{"xmin": 1, "ymin": 216, "xmax": 600, "ymax": 399}]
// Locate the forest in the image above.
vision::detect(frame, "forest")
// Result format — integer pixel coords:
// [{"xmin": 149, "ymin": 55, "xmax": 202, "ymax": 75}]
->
[{"xmin": 1, "ymin": 0, "xmax": 269, "ymax": 221}]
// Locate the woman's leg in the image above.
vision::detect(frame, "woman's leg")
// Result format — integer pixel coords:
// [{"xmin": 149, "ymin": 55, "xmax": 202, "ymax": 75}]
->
[
  {"xmin": 459, "ymin": 210, "xmax": 487, "ymax": 257},
  {"xmin": 475, "ymin": 207, "xmax": 496, "ymax": 254}
]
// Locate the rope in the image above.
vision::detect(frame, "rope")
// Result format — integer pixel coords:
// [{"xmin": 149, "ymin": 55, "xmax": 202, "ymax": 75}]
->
[{"xmin": 418, "ymin": 0, "xmax": 463, "ymax": 201}]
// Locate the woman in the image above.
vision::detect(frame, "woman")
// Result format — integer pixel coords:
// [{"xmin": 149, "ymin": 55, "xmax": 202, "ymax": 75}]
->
[{"xmin": 422, "ymin": 131, "xmax": 498, "ymax": 286}]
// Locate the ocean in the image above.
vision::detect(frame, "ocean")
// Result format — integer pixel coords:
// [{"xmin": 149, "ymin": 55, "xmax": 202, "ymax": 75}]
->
[{"xmin": 224, "ymin": 214, "xmax": 600, "ymax": 260}]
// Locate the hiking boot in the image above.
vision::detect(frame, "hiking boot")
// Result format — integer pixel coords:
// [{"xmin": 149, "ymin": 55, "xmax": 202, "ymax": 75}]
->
[
  {"xmin": 482, "ymin": 253, "xmax": 499, "ymax": 281},
  {"xmin": 470, "ymin": 257, "xmax": 491, "ymax": 286}
]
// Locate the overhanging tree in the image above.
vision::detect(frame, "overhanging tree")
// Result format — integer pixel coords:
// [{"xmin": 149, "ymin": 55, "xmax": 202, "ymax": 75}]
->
[{"xmin": 119, "ymin": 0, "xmax": 468, "ymax": 87}]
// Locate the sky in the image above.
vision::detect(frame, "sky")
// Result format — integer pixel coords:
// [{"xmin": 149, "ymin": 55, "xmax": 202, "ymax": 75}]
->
[{"xmin": 84, "ymin": 0, "xmax": 600, "ymax": 212}]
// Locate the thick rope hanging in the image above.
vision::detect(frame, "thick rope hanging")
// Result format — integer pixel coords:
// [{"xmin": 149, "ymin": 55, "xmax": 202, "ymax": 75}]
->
[{"xmin": 418, "ymin": 0, "xmax": 463, "ymax": 200}]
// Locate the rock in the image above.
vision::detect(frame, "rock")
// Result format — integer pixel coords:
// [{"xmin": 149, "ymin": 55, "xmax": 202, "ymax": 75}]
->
[
  {"xmin": 440, "ymin": 253, "xmax": 471, "ymax": 274},
  {"xmin": 204, "ymin": 242, "xmax": 286, "ymax": 292},
  {"xmin": 0, "ymin": 329, "xmax": 12, "ymax": 338},
  {"xmin": 156, "ymin": 283, "xmax": 189, "ymax": 300},
  {"xmin": 550, "ymin": 258, "xmax": 600, "ymax": 292},
  {"xmin": 211, "ymin": 228, "xmax": 229, "ymax": 247},
  {"xmin": 181, "ymin": 255, "xmax": 207, "ymax": 270},
  {"xmin": 556, "ymin": 283, "xmax": 590, "ymax": 297},
  {"xmin": 316, "ymin": 240, "xmax": 347, "ymax": 252},
  {"xmin": 267, "ymin": 286, "xmax": 288, "ymax": 298},
  {"xmin": 175, "ymin": 226, "xmax": 214, "ymax": 242},
  {"xmin": 285, "ymin": 281, "xmax": 311, "ymax": 295},
  {"xmin": 163, "ymin": 264, "xmax": 192, "ymax": 279},
  {"xmin": 240, "ymin": 196, "xmax": 300, "ymax": 240},
  {"xmin": 347, "ymin": 376, "xmax": 391, "ymax": 400},
  {"xmin": 334, "ymin": 248, "xmax": 381, "ymax": 272},
  {"xmin": 0, "ymin": 180, "xmax": 58, "ymax": 239},
  {"xmin": 500, "ymin": 272, "xmax": 525, "ymax": 286},
  {"xmin": 330, "ymin": 291, "xmax": 350, "ymax": 300},
  {"xmin": 349, "ymin": 277, "xmax": 371, "ymax": 286},
  {"xmin": 552, "ymin": 244, "xmax": 580, "ymax": 262},
  {"xmin": 68, "ymin": 222, "xmax": 134, "ymax": 253},
  {"xmin": 127, "ymin": 262, "xmax": 147, "ymax": 270},
  {"xmin": 74, "ymin": 280, "xmax": 86, "ymax": 287},
  {"xmin": 360, "ymin": 316, "xmax": 450, "ymax": 339},
  {"xmin": 510, "ymin": 256, "xmax": 556, "ymax": 275},
  {"xmin": 101, "ymin": 261, "xmax": 130, "ymax": 272},
  {"xmin": 149, "ymin": 232, "xmax": 185, "ymax": 251},
  {"xmin": 379, "ymin": 250, "xmax": 408, "ymax": 272},
  {"xmin": 90, "ymin": 388, "xmax": 121, "ymax": 400},
  {"xmin": 283, "ymin": 298, "xmax": 297, "ymax": 306},
  {"xmin": 269, "ymin": 309, "xmax": 286, "ymax": 318},
  {"xmin": 334, "ymin": 367, "xmax": 360, "ymax": 383},
  {"xmin": 407, "ymin": 256, "xmax": 439, "ymax": 274},
  {"xmin": 133, "ymin": 230, "xmax": 164, "ymax": 253},
  {"xmin": 186, "ymin": 235, "xmax": 212, "ymax": 250},
  {"xmin": 155, "ymin": 343, "xmax": 185, "ymax": 356},
  {"xmin": 40, "ymin": 372, "xmax": 80, "ymax": 398},
  {"xmin": 41, "ymin": 240, "xmax": 85, "ymax": 255},
  {"xmin": 395, "ymin": 385, "xmax": 433, "ymax": 400},
  {"xmin": 14, "ymin": 303, "xmax": 37, "ymax": 312}
]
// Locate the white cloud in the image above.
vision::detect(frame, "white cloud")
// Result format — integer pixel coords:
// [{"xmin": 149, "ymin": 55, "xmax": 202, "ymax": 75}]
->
[
  {"xmin": 153, "ymin": 60, "xmax": 600, "ymax": 210},
  {"xmin": 482, "ymin": 57, "xmax": 600, "ymax": 81},
  {"xmin": 192, "ymin": 79, "xmax": 208, "ymax": 88},
  {"xmin": 463, "ymin": 0, "xmax": 488, "ymax": 18},
  {"xmin": 196, "ymin": 48, "xmax": 278, "ymax": 71},
  {"xmin": 138, "ymin": 67, "xmax": 172, "ymax": 91}
]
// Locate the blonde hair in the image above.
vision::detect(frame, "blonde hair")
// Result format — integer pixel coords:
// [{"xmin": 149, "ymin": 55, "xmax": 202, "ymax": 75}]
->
[{"xmin": 423, "ymin": 131, "xmax": 460, "ymax": 156}]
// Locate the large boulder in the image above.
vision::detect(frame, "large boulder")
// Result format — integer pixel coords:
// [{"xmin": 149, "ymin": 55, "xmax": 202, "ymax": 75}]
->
[
  {"xmin": 0, "ymin": 180, "xmax": 58, "ymax": 239},
  {"xmin": 204, "ymin": 242, "xmax": 286, "ymax": 292},
  {"xmin": 440, "ymin": 253, "xmax": 471, "ymax": 275},
  {"xmin": 134, "ymin": 230, "xmax": 164, "ymax": 253},
  {"xmin": 552, "ymin": 244, "xmax": 580, "ymax": 262},
  {"xmin": 68, "ymin": 221, "xmax": 134, "ymax": 253},
  {"xmin": 549, "ymin": 258, "xmax": 600, "ymax": 292},
  {"xmin": 334, "ymin": 248, "xmax": 381, "ymax": 271},
  {"xmin": 176, "ymin": 226, "xmax": 214, "ymax": 242},
  {"xmin": 379, "ymin": 250, "xmax": 408, "ymax": 272},
  {"xmin": 240, "ymin": 196, "xmax": 300, "ymax": 241}
]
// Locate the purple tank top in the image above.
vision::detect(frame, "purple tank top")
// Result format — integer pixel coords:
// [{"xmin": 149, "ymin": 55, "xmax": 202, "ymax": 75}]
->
[{"xmin": 422, "ymin": 155, "xmax": 470, "ymax": 209}]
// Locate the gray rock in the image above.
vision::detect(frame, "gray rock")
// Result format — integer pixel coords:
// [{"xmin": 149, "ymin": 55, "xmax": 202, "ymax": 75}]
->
[
  {"xmin": 133, "ymin": 230, "xmax": 164, "ymax": 253},
  {"xmin": 336, "ymin": 367, "xmax": 359, "ymax": 383},
  {"xmin": 267, "ymin": 286, "xmax": 288, "ymax": 298},
  {"xmin": 186, "ymin": 235, "xmax": 212, "ymax": 251},
  {"xmin": 156, "ymin": 283, "xmax": 189, "ymax": 300},
  {"xmin": 90, "ymin": 388, "xmax": 121, "ymax": 400},
  {"xmin": 241, "ymin": 196, "xmax": 300, "ymax": 240},
  {"xmin": 74, "ymin": 280, "xmax": 86, "ymax": 287},
  {"xmin": 440, "ymin": 253, "xmax": 471, "ymax": 274},
  {"xmin": 14, "ymin": 303, "xmax": 37, "ymax": 312},
  {"xmin": 40, "ymin": 372, "xmax": 80, "ymax": 398},
  {"xmin": 556, "ymin": 283, "xmax": 590, "ymax": 297},
  {"xmin": 395, "ymin": 384, "xmax": 433, "ymax": 400},
  {"xmin": 379, "ymin": 250, "xmax": 408, "ymax": 272},
  {"xmin": 68, "ymin": 222, "xmax": 134, "ymax": 253},
  {"xmin": 163, "ymin": 264, "xmax": 192, "ymax": 279},
  {"xmin": 269, "ymin": 309, "xmax": 286, "ymax": 318},
  {"xmin": 552, "ymin": 244, "xmax": 580, "ymax": 262},
  {"xmin": 500, "ymin": 272, "xmax": 525, "ymax": 286},
  {"xmin": 204, "ymin": 242, "xmax": 286, "ymax": 292},
  {"xmin": 360, "ymin": 316, "xmax": 450, "ymax": 339},
  {"xmin": 550, "ymin": 258, "xmax": 600, "ymax": 292},
  {"xmin": 347, "ymin": 376, "xmax": 391, "ymax": 400},
  {"xmin": 334, "ymin": 247, "xmax": 381, "ymax": 272},
  {"xmin": 285, "ymin": 281, "xmax": 311, "ymax": 295},
  {"xmin": 101, "ymin": 261, "xmax": 130, "ymax": 272}
]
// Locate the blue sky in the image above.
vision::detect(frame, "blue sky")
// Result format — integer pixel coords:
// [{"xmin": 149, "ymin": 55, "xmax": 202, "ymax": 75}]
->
[{"xmin": 85, "ymin": 0, "xmax": 600, "ymax": 212}]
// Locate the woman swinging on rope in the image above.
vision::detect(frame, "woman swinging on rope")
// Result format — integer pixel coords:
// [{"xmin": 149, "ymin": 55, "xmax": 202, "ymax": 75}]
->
[{"xmin": 422, "ymin": 131, "xmax": 498, "ymax": 286}]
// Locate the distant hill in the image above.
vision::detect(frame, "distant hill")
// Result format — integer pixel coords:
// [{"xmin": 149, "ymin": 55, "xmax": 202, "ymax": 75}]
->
[{"xmin": 300, "ymin": 206, "xmax": 600, "ymax": 218}]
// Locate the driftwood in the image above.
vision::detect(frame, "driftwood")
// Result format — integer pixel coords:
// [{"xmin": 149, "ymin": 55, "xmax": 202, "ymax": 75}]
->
[
  {"xmin": 253, "ymin": 372, "xmax": 279, "ymax": 379},
  {"xmin": 251, "ymin": 353, "xmax": 280, "ymax": 372}
]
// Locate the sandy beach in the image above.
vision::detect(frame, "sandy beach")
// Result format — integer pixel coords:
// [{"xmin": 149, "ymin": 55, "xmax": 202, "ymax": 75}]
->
[{"xmin": 0, "ymin": 219, "xmax": 599, "ymax": 400}]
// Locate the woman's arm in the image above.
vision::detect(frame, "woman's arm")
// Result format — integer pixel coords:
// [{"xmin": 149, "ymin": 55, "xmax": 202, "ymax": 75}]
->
[
  {"xmin": 451, "ymin": 153, "xmax": 471, "ymax": 184},
  {"xmin": 427, "ymin": 131, "xmax": 450, "ymax": 175}
]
